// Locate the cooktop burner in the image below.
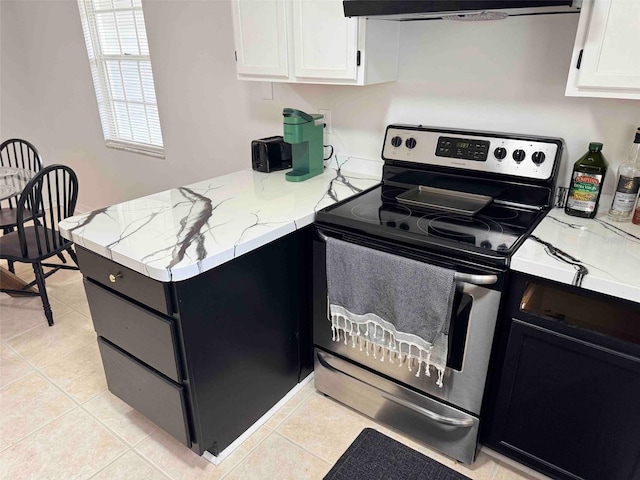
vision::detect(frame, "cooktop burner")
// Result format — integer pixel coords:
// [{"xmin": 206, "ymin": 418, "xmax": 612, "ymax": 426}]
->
[{"xmin": 318, "ymin": 185, "xmax": 545, "ymax": 256}]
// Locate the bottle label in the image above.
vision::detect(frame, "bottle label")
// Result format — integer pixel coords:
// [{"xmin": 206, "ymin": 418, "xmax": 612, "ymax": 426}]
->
[
  {"xmin": 611, "ymin": 175, "xmax": 640, "ymax": 213},
  {"xmin": 566, "ymin": 172, "xmax": 603, "ymax": 212}
]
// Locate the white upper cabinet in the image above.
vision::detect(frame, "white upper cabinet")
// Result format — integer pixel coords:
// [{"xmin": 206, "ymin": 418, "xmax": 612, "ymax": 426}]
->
[
  {"xmin": 231, "ymin": 0, "xmax": 290, "ymax": 78},
  {"xmin": 291, "ymin": 0, "xmax": 358, "ymax": 80},
  {"xmin": 566, "ymin": 0, "xmax": 640, "ymax": 100},
  {"xmin": 230, "ymin": 0, "xmax": 400, "ymax": 85}
]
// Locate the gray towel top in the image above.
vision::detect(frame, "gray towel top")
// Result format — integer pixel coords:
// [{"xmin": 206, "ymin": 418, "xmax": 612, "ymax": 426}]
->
[{"xmin": 326, "ymin": 237, "xmax": 456, "ymax": 346}]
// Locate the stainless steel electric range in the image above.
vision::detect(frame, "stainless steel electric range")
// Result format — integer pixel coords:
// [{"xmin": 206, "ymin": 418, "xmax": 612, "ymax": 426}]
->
[{"xmin": 312, "ymin": 125, "xmax": 563, "ymax": 464}]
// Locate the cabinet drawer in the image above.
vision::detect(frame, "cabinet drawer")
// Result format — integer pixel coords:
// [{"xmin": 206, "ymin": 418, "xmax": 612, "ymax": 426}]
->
[
  {"xmin": 76, "ymin": 246, "xmax": 172, "ymax": 315},
  {"xmin": 85, "ymin": 280, "xmax": 181, "ymax": 382},
  {"xmin": 98, "ymin": 338, "xmax": 190, "ymax": 447}
]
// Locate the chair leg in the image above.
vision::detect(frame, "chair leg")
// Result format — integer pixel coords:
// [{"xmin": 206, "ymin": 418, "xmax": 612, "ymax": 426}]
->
[
  {"xmin": 66, "ymin": 247, "xmax": 79, "ymax": 267},
  {"xmin": 3, "ymin": 228, "xmax": 16, "ymax": 273},
  {"xmin": 56, "ymin": 253, "xmax": 68, "ymax": 264},
  {"xmin": 32, "ymin": 262, "xmax": 54, "ymax": 326}
]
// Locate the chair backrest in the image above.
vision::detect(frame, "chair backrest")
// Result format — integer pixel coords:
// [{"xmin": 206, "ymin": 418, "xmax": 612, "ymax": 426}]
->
[
  {"xmin": 16, "ymin": 164, "xmax": 78, "ymax": 259},
  {"xmin": 0, "ymin": 139, "xmax": 44, "ymax": 211},
  {"xmin": 0, "ymin": 139, "xmax": 43, "ymax": 172}
]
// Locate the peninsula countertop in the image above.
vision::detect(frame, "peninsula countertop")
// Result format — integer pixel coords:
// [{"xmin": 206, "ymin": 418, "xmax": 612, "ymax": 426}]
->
[
  {"xmin": 60, "ymin": 168, "xmax": 380, "ymax": 282},
  {"xmin": 511, "ymin": 199, "xmax": 640, "ymax": 304}
]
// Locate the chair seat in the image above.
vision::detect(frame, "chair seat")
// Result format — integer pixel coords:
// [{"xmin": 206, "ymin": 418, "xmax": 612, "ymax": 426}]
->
[
  {"xmin": 0, "ymin": 226, "xmax": 72, "ymax": 262},
  {"xmin": 0, "ymin": 208, "xmax": 18, "ymax": 229},
  {"xmin": 0, "ymin": 208, "xmax": 38, "ymax": 230}
]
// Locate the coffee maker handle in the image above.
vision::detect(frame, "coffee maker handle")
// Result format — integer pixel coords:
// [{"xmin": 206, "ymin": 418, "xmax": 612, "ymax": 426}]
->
[{"xmin": 283, "ymin": 108, "xmax": 314, "ymax": 122}]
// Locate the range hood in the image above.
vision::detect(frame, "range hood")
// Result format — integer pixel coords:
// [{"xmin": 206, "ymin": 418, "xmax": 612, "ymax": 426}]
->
[{"xmin": 343, "ymin": 0, "xmax": 582, "ymax": 21}]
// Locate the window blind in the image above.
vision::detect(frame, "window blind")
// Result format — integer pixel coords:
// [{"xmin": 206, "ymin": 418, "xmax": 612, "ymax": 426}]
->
[{"xmin": 77, "ymin": 0, "xmax": 164, "ymax": 158}]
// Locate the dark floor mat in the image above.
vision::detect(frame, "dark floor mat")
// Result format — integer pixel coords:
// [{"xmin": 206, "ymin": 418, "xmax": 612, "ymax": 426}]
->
[{"xmin": 324, "ymin": 428, "xmax": 472, "ymax": 480}]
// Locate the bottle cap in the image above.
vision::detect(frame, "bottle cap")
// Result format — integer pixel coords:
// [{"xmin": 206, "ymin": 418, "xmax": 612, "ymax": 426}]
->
[{"xmin": 588, "ymin": 142, "xmax": 603, "ymax": 152}]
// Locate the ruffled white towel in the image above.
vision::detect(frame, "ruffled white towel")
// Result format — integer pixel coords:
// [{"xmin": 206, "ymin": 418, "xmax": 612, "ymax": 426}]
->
[{"xmin": 326, "ymin": 237, "xmax": 456, "ymax": 387}]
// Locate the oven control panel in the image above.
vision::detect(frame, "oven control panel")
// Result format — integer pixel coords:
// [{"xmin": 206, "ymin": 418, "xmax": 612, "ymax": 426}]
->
[{"xmin": 383, "ymin": 125, "xmax": 561, "ymax": 181}]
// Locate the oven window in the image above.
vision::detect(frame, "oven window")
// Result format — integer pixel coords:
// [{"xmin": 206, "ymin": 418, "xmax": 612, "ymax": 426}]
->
[
  {"xmin": 447, "ymin": 287, "xmax": 473, "ymax": 371},
  {"xmin": 520, "ymin": 281, "xmax": 640, "ymax": 346}
]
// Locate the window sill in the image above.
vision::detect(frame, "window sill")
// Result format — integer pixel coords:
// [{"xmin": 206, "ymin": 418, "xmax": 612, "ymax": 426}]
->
[{"xmin": 105, "ymin": 140, "xmax": 165, "ymax": 159}]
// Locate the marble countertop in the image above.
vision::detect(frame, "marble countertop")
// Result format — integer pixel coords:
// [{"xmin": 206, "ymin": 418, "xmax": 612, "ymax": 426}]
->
[
  {"xmin": 60, "ymin": 167, "xmax": 380, "ymax": 282},
  {"xmin": 511, "ymin": 198, "xmax": 640, "ymax": 304}
]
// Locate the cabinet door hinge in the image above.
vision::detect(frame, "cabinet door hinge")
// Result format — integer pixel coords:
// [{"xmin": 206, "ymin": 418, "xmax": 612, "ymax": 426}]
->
[
  {"xmin": 234, "ymin": 51, "xmax": 237, "ymax": 62},
  {"xmin": 356, "ymin": 50, "xmax": 361, "ymax": 67},
  {"xmin": 576, "ymin": 49, "xmax": 583, "ymax": 69}
]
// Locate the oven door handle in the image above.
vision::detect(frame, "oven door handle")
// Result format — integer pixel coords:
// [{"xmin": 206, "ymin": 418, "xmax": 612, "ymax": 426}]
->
[
  {"xmin": 380, "ymin": 392, "xmax": 475, "ymax": 428},
  {"xmin": 317, "ymin": 351, "xmax": 474, "ymax": 428},
  {"xmin": 317, "ymin": 231, "xmax": 498, "ymax": 286},
  {"xmin": 453, "ymin": 273, "xmax": 497, "ymax": 285}
]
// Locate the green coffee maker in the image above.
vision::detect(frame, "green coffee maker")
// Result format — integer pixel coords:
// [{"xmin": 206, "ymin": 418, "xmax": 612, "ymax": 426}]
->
[{"xmin": 283, "ymin": 108, "xmax": 324, "ymax": 182}]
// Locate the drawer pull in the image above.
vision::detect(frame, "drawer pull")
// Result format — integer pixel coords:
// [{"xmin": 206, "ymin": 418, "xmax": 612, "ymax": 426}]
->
[{"xmin": 109, "ymin": 273, "xmax": 123, "ymax": 283}]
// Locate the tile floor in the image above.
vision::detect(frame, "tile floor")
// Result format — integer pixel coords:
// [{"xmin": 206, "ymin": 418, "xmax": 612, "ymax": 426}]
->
[{"xmin": 0, "ymin": 257, "xmax": 550, "ymax": 480}]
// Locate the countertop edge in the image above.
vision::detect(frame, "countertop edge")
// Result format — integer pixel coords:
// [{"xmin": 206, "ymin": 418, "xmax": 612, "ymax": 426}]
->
[
  {"xmin": 61, "ymin": 168, "xmax": 380, "ymax": 283},
  {"xmin": 510, "ymin": 205, "xmax": 640, "ymax": 304}
]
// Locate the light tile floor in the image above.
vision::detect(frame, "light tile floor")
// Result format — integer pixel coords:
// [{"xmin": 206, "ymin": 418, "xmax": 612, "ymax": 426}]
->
[{"xmin": 0, "ymin": 258, "xmax": 549, "ymax": 480}]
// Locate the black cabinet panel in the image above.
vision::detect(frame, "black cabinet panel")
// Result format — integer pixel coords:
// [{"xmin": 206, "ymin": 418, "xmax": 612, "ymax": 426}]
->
[
  {"xmin": 173, "ymin": 227, "xmax": 313, "ymax": 455},
  {"xmin": 98, "ymin": 338, "xmax": 190, "ymax": 447},
  {"xmin": 499, "ymin": 320, "xmax": 640, "ymax": 480},
  {"xmin": 85, "ymin": 279, "xmax": 181, "ymax": 382},
  {"xmin": 483, "ymin": 272, "xmax": 640, "ymax": 480}
]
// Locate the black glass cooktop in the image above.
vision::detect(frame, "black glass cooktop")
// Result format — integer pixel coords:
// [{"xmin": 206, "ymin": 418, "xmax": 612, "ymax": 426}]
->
[{"xmin": 317, "ymin": 185, "xmax": 546, "ymax": 258}]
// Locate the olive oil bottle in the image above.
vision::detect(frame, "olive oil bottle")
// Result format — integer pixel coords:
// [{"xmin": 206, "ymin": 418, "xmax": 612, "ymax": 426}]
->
[{"xmin": 565, "ymin": 142, "xmax": 608, "ymax": 218}]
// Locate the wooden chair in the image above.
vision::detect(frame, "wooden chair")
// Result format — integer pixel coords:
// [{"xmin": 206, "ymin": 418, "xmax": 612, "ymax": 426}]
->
[
  {"xmin": 0, "ymin": 164, "xmax": 79, "ymax": 326},
  {"xmin": 1, "ymin": 139, "xmax": 44, "ymax": 273}
]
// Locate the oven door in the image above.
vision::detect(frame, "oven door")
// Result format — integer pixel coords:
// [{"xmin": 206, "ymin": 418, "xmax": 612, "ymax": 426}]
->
[{"xmin": 312, "ymin": 227, "xmax": 503, "ymax": 416}]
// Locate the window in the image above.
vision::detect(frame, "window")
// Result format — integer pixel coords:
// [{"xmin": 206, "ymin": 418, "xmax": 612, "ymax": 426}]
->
[{"xmin": 77, "ymin": 0, "xmax": 164, "ymax": 158}]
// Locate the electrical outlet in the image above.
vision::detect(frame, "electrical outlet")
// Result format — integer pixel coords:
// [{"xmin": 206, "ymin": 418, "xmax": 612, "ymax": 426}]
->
[{"xmin": 319, "ymin": 109, "xmax": 332, "ymax": 134}]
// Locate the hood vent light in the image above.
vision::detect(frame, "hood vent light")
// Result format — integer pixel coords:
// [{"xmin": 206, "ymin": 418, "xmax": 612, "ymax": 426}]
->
[{"xmin": 441, "ymin": 11, "xmax": 509, "ymax": 21}]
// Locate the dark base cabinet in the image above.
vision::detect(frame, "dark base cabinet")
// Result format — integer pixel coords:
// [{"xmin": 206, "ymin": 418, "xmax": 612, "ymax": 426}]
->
[
  {"xmin": 77, "ymin": 226, "xmax": 314, "ymax": 457},
  {"xmin": 482, "ymin": 272, "xmax": 640, "ymax": 480}
]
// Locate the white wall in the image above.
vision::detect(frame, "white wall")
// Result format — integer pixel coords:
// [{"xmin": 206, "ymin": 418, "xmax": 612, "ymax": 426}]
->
[{"xmin": 1, "ymin": 0, "xmax": 639, "ymax": 212}]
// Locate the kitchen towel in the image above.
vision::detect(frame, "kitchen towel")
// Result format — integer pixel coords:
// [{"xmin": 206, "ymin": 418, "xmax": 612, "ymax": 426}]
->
[{"xmin": 326, "ymin": 237, "xmax": 456, "ymax": 387}]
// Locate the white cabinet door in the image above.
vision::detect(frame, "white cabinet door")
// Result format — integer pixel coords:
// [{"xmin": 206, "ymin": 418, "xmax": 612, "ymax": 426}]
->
[
  {"xmin": 566, "ymin": 0, "xmax": 640, "ymax": 99},
  {"xmin": 291, "ymin": 0, "xmax": 358, "ymax": 81},
  {"xmin": 231, "ymin": 0, "xmax": 290, "ymax": 78}
]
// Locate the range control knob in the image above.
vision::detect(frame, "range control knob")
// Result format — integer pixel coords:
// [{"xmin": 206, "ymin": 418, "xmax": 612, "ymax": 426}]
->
[
  {"xmin": 480, "ymin": 240, "xmax": 492, "ymax": 249},
  {"xmin": 405, "ymin": 138, "xmax": 417, "ymax": 149},
  {"xmin": 512, "ymin": 149, "xmax": 526, "ymax": 163},
  {"xmin": 494, "ymin": 147, "xmax": 507, "ymax": 160},
  {"xmin": 391, "ymin": 136, "xmax": 402, "ymax": 148},
  {"xmin": 532, "ymin": 151, "xmax": 546, "ymax": 165},
  {"xmin": 497, "ymin": 243, "xmax": 509, "ymax": 253}
]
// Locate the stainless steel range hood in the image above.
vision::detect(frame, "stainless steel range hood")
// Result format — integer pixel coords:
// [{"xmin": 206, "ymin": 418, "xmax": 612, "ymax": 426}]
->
[{"xmin": 343, "ymin": 0, "xmax": 582, "ymax": 21}]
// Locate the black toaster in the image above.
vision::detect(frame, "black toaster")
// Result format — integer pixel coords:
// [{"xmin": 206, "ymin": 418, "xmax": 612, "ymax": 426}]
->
[{"xmin": 251, "ymin": 136, "xmax": 292, "ymax": 173}]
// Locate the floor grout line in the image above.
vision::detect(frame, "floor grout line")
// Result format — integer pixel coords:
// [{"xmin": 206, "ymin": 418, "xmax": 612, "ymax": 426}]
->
[
  {"xmin": 85, "ymin": 447, "xmax": 133, "ymax": 480},
  {"xmin": 263, "ymin": 383, "xmax": 316, "ymax": 430},
  {"xmin": 218, "ymin": 427, "xmax": 275, "ymax": 480},
  {"xmin": 272, "ymin": 430, "xmax": 335, "ymax": 468},
  {"xmin": 0, "ymin": 399, "xmax": 79, "ymax": 456},
  {"xmin": 82, "ymin": 403, "xmax": 158, "ymax": 450},
  {"xmin": 127, "ymin": 449, "xmax": 174, "ymax": 480}
]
